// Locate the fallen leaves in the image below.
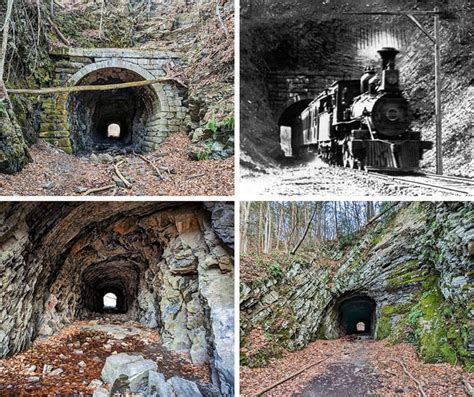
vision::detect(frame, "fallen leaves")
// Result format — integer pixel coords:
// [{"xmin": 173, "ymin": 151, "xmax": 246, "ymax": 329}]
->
[
  {"xmin": 0, "ymin": 132, "xmax": 234, "ymax": 196},
  {"xmin": 240, "ymin": 338, "xmax": 474, "ymax": 397},
  {"xmin": 0, "ymin": 317, "xmax": 211, "ymax": 395}
]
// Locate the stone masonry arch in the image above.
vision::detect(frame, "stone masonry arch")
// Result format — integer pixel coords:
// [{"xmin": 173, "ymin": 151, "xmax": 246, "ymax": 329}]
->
[{"xmin": 40, "ymin": 48, "xmax": 187, "ymax": 154}]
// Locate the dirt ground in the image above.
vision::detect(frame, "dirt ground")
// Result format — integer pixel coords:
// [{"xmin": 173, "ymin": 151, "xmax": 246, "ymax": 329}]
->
[
  {"xmin": 0, "ymin": 133, "xmax": 234, "ymax": 197},
  {"xmin": 240, "ymin": 337, "xmax": 474, "ymax": 397},
  {"xmin": 0, "ymin": 316, "xmax": 210, "ymax": 395}
]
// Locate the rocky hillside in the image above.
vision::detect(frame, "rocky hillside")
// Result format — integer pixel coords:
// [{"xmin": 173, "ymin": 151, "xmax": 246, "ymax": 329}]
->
[{"xmin": 240, "ymin": 202, "xmax": 473, "ymax": 371}]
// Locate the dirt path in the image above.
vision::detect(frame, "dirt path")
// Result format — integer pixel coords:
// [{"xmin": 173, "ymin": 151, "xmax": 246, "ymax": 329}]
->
[
  {"xmin": 295, "ymin": 342, "xmax": 380, "ymax": 397},
  {"xmin": 240, "ymin": 338, "xmax": 473, "ymax": 397},
  {"xmin": 0, "ymin": 316, "xmax": 210, "ymax": 395}
]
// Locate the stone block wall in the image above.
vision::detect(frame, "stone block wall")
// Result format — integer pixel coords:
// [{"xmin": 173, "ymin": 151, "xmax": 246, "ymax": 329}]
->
[{"xmin": 40, "ymin": 47, "xmax": 188, "ymax": 153}]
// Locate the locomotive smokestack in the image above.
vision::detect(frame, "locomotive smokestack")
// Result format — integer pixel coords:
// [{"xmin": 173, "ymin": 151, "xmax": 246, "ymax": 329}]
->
[{"xmin": 378, "ymin": 47, "xmax": 400, "ymax": 70}]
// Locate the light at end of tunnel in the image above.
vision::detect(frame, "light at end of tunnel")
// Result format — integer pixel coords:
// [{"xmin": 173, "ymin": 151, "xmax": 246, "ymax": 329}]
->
[
  {"xmin": 107, "ymin": 123, "xmax": 121, "ymax": 138},
  {"xmin": 356, "ymin": 321, "xmax": 366, "ymax": 332},
  {"xmin": 103, "ymin": 292, "xmax": 117, "ymax": 308}
]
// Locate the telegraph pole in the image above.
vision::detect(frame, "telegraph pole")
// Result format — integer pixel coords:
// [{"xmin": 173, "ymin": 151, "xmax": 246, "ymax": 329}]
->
[{"xmin": 434, "ymin": 7, "xmax": 443, "ymax": 175}]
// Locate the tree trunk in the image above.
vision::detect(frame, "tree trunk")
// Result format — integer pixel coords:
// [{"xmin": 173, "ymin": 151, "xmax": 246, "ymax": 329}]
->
[
  {"xmin": 0, "ymin": 0, "xmax": 14, "ymax": 83},
  {"xmin": 240, "ymin": 202, "xmax": 250, "ymax": 253},
  {"xmin": 290, "ymin": 204, "xmax": 317, "ymax": 255},
  {"xmin": 257, "ymin": 202, "xmax": 263, "ymax": 253}
]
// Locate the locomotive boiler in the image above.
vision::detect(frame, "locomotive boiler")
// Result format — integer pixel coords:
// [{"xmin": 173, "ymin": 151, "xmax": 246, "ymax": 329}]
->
[{"xmin": 284, "ymin": 47, "xmax": 433, "ymax": 171}]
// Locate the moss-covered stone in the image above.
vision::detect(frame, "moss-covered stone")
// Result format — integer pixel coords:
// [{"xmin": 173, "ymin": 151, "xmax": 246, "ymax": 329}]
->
[{"xmin": 0, "ymin": 99, "xmax": 31, "ymax": 174}]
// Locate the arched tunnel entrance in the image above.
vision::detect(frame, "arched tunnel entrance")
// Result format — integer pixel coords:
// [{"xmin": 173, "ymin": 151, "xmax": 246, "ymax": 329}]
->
[
  {"xmin": 278, "ymin": 99, "xmax": 312, "ymax": 157},
  {"xmin": 338, "ymin": 296, "xmax": 376, "ymax": 336},
  {"xmin": 67, "ymin": 67, "xmax": 158, "ymax": 153}
]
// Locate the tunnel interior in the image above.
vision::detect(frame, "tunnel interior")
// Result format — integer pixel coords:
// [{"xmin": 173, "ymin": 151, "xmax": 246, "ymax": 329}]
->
[
  {"xmin": 80, "ymin": 261, "xmax": 143, "ymax": 315},
  {"xmin": 338, "ymin": 295, "xmax": 376, "ymax": 336},
  {"xmin": 0, "ymin": 202, "xmax": 235, "ymax": 393},
  {"xmin": 67, "ymin": 68, "xmax": 158, "ymax": 154}
]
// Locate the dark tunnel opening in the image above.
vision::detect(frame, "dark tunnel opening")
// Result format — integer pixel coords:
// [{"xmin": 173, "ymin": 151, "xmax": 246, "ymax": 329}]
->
[
  {"xmin": 67, "ymin": 68, "xmax": 157, "ymax": 154},
  {"xmin": 278, "ymin": 99, "xmax": 313, "ymax": 127},
  {"xmin": 338, "ymin": 296, "xmax": 376, "ymax": 336},
  {"xmin": 80, "ymin": 261, "xmax": 142, "ymax": 316}
]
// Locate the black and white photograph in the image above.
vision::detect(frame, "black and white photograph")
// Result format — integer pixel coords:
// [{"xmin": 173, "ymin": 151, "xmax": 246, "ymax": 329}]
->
[{"xmin": 240, "ymin": 0, "xmax": 473, "ymax": 197}]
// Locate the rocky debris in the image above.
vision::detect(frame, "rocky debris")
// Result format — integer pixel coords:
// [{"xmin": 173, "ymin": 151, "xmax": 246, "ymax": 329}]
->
[
  {"xmin": 24, "ymin": 365, "xmax": 36, "ymax": 373},
  {"xmin": 0, "ymin": 318, "xmax": 212, "ymax": 395},
  {"xmin": 49, "ymin": 368, "xmax": 64, "ymax": 376},
  {"xmin": 101, "ymin": 353, "xmax": 157, "ymax": 392},
  {"xmin": 99, "ymin": 356, "xmax": 204, "ymax": 396}
]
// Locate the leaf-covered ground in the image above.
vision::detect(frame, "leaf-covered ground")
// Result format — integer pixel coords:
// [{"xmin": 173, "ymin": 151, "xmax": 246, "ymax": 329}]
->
[
  {"xmin": 240, "ymin": 337, "xmax": 474, "ymax": 396},
  {"xmin": 0, "ymin": 317, "xmax": 210, "ymax": 395},
  {"xmin": 0, "ymin": 132, "xmax": 234, "ymax": 196}
]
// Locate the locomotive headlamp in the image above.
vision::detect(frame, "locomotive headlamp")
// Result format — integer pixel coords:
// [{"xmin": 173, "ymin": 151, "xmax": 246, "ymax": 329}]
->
[
  {"xmin": 386, "ymin": 108, "xmax": 400, "ymax": 121},
  {"xmin": 387, "ymin": 73, "xmax": 399, "ymax": 85}
]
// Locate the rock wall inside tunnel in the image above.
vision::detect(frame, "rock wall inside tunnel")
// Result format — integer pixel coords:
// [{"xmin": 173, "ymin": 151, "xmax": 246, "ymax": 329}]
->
[
  {"xmin": 241, "ymin": 0, "xmax": 473, "ymax": 174},
  {"xmin": 240, "ymin": 202, "xmax": 473, "ymax": 370},
  {"xmin": 0, "ymin": 201, "xmax": 235, "ymax": 394}
]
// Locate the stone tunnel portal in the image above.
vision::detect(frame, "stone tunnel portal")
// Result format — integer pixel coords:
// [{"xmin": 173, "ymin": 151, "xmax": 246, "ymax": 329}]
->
[
  {"xmin": 67, "ymin": 67, "xmax": 158, "ymax": 153},
  {"xmin": 338, "ymin": 296, "xmax": 376, "ymax": 336}
]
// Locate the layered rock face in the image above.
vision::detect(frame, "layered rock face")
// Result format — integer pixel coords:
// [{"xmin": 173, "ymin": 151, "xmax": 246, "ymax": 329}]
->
[
  {"xmin": 241, "ymin": 202, "xmax": 473, "ymax": 369},
  {"xmin": 0, "ymin": 202, "xmax": 234, "ymax": 394}
]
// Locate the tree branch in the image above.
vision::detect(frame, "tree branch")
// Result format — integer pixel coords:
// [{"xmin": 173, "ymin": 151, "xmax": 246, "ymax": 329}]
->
[{"xmin": 6, "ymin": 77, "xmax": 186, "ymax": 95}]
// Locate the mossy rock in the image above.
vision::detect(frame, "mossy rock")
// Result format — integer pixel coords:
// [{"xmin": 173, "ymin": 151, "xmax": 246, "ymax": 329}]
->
[{"xmin": 0, "ymin": 100, "xmax": 31, "ymax": 174}]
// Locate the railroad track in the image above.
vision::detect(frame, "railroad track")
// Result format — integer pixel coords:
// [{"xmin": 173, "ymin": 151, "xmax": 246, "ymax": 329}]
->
[{"xmin": 367, "ymin": 171, "xmax": 474, "ymax": 196}]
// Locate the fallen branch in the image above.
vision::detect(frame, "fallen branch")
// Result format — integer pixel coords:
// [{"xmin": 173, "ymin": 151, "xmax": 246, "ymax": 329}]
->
[
  {"xmin": 114, "ymin": 160, "xmax": 132, "ymax": 189},
  {"xmin": 186, "ymin": 173, "xmax": 205, "ymax": 180},
  {"xmin": 7, "ymin": 77, "xmax": 186, "ymax": 95},
  {"xmin": 391, "ymin": 359, "xmax": 427, "ymax": 397},
  {"xmin": 138, "ymin": 154, "xmax": 163, "ymax": 178},
  {"xmin": 463, "ymin": 377, "xmax": 474, "ymax": 397},
  {"xmin": 82, "ymin": 184, "xmax": 115, "ymax": 196},
  {"xmin": 45, "ymin": 15, "xmax": 70, "ymax": 46},
  {"xmin": 215, "ymin": 0, "xmax": 229, "ymax": 36},
  {"xmin": 253, "ymin": 356, "xmax": 329, "ymax": 397}
]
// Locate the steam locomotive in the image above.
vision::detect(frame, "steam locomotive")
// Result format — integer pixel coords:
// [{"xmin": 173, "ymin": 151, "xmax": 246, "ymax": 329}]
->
[{"xmin": 283, "ymin": 47, "xmax": 433, "ymax": 171}]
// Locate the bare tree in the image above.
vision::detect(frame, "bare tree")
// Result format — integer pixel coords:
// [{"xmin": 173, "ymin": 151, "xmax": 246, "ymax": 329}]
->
[
  {"xmin": 240, "ymin": 202, "xmax": 251, "ymax": 253},
  {"xmin": 0, "ymin": 0, "xmax": 14, "ymax": 84},
  {"xmin": 290, "ymin": 204, "xmax": 318, "ymax": 255}
]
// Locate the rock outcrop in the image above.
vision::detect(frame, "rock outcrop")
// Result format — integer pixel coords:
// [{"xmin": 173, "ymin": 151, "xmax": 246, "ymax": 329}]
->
[
  {"xmin": 0, "ymin": 202, "xmax": 234, "ymax": 395},
  {"xmin": 241, "ymin": 202, "xmax": 473, "ymax": 370},
  {"xmin": 0, "ymin": 97, "xmax": 30, "ymax": 173}
]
